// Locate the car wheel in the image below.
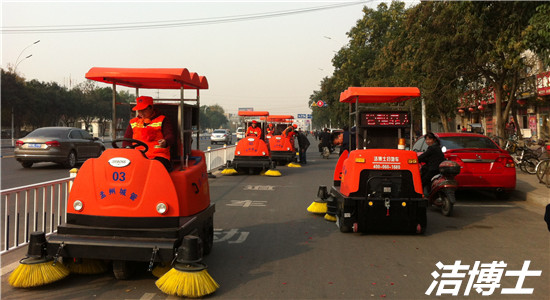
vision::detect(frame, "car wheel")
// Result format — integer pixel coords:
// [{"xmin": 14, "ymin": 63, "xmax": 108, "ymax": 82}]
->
[
  {"xmin": 64, "ymin": 151, "xmax": 77, "ymax": 169},
  {"xmin": 21, "ymin": 161, "xmax": 33, "ymax": 168}
]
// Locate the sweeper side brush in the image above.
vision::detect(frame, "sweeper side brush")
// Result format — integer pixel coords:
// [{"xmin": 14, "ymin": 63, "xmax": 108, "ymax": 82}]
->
[
  {"xmin": 9, "ymin": 232, "xmax": 69, "ymax": 288},
  {"xmin": 307, "ymin": 200, "xmax": 327, "ymax": 214},
  {"xmin": 155, "ymin": 235, "xmax": 219, "ymax": 298},
  {"xmin": 9, "ymin": 257, "xmax": 70, "ymax": 288},
  {"xmin": 221, "ymin": 168, "xmax": 238, "ymax": 175},
  {"xmin": 152, "ymin": 264, "xmax": 172, "ymax": 278},
  {"xmin": 65, "ymin": 258, "xmax": 108, "ymax": 275},
  {"xmin": 287, "ymin": 162, "xmax": 301, "ymax": 168},
  {"xmin": 263, "ymin": 169, "xmax": 282, "ymax": 177},
  {"xmin": 307, "ymin": 186, "xmax": 329, "ymax": 214}
]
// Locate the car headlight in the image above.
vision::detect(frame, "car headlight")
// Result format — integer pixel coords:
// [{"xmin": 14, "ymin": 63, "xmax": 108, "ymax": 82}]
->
[
  {"xmin": 73, "ymin": 200, "xmax": 84, "ymax": 211},
  {"xmin": 156, "ymin": 203, "xmax": 168, "ymax": 214}
]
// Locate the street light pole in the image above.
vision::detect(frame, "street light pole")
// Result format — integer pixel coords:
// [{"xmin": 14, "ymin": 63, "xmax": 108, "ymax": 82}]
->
[
  {"xmin": 12, "ymin": 40, "xmax": 40, "ymax": 146},
  {"xmin": 14, "ymin": 40, "xmax": 40, "ymax": 73}
]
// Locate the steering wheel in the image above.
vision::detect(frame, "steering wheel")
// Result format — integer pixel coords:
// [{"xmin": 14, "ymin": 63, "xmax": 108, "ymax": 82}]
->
[{"xmin": 111, "ymin": 138, "xmax": 149, "ymax": 155}]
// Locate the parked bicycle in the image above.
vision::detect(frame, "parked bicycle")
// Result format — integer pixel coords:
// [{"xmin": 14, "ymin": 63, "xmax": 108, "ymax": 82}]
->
[
  {"xmin": 536, "ymin": 158, "xmax": 550, "ymax": 188},
  {"xmin": 535, "ymin": 144, "xmax": 550, "ymax": 188}
]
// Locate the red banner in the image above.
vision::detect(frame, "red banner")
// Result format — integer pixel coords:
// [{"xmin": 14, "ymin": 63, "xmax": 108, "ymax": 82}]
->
[{"xmin": 537, "ymin": 71, "xmax": 550, "ymax": 96}]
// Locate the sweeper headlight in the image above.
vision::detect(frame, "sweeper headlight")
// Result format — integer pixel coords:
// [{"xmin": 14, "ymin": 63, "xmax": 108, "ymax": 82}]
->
[
  {"xmin": 156, "ymin": 203, "xmax": 168, "ymax": 214},
  {"xmin": 262, "ymin": 151, "xmax": 266, "ymax": 156},
  {"xmin": 73, "ymin": 200, "xmax": 84, "ymax": 211}
]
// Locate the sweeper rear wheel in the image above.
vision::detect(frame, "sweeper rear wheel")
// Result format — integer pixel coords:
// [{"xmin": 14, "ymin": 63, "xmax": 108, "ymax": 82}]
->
[
  {"xmin": 113, "ymin": 260, "xmax": 134, "ymax": 280},
  {"xmin": 202, "ymin": 217, "xmax": 214, "ymax": 255}
]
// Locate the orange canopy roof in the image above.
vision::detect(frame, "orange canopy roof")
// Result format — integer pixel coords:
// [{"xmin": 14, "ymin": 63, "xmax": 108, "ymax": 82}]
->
[
  {"xmin": 339, "ymin": 87, "xmax": 420, "ymax": 103},
  {"xmin": 238, "ymin": 111, "xmax": 269, "ymax": 117},
  {"xmin": 85, "ymin": 67, "xmax": 208, "ymax": 90},
  {"xmin": 267, "ymin": 115, "xmax": 294, "ymax": 121}
]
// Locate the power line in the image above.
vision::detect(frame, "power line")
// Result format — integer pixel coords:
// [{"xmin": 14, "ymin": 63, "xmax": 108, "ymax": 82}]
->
[{"xmin": 2, "ymin": 1, "xmax": 369, "ymax": 34}]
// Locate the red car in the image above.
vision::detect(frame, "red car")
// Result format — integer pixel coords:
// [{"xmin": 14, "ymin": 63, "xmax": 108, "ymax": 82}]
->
[{"xmin": 412, "ymin": 132, "xmax": 516, "ymax": 199}]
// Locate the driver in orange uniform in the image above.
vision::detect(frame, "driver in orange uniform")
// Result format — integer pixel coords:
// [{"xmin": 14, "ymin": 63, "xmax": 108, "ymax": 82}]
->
[
  {"xmin": 266, "ymin": 123, "xmax": 275, "ymax": 135},
  {"xmin": 246, "ymin": 120, "xmax": 262, "ymax": 139},
  {"xmin": 123, "ymin": 96, "xmax": 175, "ymax": 172}
]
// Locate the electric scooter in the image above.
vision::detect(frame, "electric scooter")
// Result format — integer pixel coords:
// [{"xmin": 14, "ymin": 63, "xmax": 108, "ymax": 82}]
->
[{"xmin": 427, "ymin": 160, "xmax": 460, "ymax": 216}]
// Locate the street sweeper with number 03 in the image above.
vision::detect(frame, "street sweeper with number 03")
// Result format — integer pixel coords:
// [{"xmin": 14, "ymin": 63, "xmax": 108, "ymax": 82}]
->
[{"xmin": 9, "ymin": 67, "xmax": 219, "ymax": 298}]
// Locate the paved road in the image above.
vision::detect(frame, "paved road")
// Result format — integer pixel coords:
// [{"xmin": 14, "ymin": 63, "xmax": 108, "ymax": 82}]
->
[{"xmin": 1, "ymin": 140, "xmax": 548, "ymax": 299}]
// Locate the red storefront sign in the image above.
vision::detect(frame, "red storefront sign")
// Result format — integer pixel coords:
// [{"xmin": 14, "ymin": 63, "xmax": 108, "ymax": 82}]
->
[
  {"xmin": 537, "ymin": 71, "xmax": 550, "ymax": 96},
  {"xmin": 458, "ymin": 87, "xmax": 495, "ymax": 108}
]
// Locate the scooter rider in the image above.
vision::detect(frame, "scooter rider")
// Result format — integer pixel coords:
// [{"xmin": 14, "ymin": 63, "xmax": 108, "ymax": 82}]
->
[{"xmin": 418, "ymin": 132, "xmax": 445, "ymax": 196}]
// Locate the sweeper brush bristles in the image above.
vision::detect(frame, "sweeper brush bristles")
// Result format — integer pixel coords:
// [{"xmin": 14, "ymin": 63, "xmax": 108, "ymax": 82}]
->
[
  {"xmin": 65, "ymin": 259, "xmax": 108, "ymax": 275},
  {"xmin": 9, "ymin": 257, "xmax": 69, "ymax": 288},
  {"xmin": 307, "ymin": 201, "xmax": 327, "ymax": 214},
  {"xmin": 152, "ymin": 264, "xmax": 172, "ymax": 278},
  {"xmin": 156, "ymin": 267, "xmax": 219, "ymax": 298},
  {"xmin": 264, "ymin": 169, "xmax": 281, "ymax": 177},
  {"xmin": 287, "ymin": 162, "xmax": 301, "ymax": 168},
  {"xmin": 221, "ymin": 168, "xmax": 238, "ymax": 175},
  {"xmin": 324, "ymin": 214, "xmax": 337, "ymax": 222}
]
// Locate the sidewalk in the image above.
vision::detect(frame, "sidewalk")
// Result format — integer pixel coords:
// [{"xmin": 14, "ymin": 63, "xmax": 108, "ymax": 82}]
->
[{"xmin": 513, "ymin": 170, "xmax": 549, "ymax": 207}]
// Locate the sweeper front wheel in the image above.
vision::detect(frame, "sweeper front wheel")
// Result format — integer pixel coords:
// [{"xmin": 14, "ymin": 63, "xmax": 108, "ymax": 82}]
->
[
  {"xmin": 113, "ymin": 260, "xmax": 135, "ymax": 280},
  {"xmin": 336, "ymin": 214, "xmax": 352, "ymax": 233}
]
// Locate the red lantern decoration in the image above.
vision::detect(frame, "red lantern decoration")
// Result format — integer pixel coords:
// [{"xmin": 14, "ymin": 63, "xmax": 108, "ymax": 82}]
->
[
  {"xmin": 468, "ymin": 107, "xmax": 475, "ymax": 112},
  {"xmin": 478, "ymin": 105, "xmax": 485, "ymax": 111},
  {"xmin": 517, "ymin": 99, "xmax": 527, "ymax": 106},
  {"xmin": 458, "ymin": 109, "xmax": 465, "ymax": 114}
]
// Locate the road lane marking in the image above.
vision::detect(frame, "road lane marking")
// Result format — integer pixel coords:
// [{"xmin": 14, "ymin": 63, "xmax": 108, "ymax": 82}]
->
[
  {"xmin": 214, "ymin": 228, "xmax": 249, "ymax": 244},
  {"xmin": 227, "ymin": 200, "xmax": 267, "ymax": 207},
  {"xmin": 137, "ymin": 293, "xmax": 156, "ymax": 300},
  {"xmin": 244, "ymin": 185, "xmax": 275, "ymax": 191}
]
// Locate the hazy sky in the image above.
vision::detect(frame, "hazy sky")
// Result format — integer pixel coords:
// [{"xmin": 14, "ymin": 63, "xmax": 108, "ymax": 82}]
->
[{"xmin": 2, "ymin": 1, "xmax": 416, "ymax": 116}]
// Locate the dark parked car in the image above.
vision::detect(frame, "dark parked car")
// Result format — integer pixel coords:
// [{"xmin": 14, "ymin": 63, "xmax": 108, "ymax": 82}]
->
[
  {"xmin": 14, "ymin": 127, "xmax": 105, "ymax": 168},
  {"xmin": 413, "ymin": 132, "xmax": 516, "ymax": 199}
]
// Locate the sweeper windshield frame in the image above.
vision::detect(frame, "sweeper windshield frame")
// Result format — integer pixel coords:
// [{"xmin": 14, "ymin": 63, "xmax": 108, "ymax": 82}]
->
[{"xmin": 339, "ymin": 87, "xmax": 421, "ymax": 150}]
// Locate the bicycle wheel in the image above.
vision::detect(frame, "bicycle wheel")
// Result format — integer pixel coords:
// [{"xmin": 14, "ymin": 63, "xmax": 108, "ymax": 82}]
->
[
  {"xmin": 536, "ymin": 159, "xmax": 550, "ymax": 184},
  {"xmin": 523, "ymin": 158, "xmax": 539, "ymax": 174}
]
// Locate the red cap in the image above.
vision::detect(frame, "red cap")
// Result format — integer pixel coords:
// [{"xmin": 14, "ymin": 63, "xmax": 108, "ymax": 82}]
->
[
  {"xmin": 252, "ymin": 120, "xmax": 258, "ymax": 124},
  {"xmin": 292, "ymin": 124, "xmax": 298, "ymax": 128},
  {"xmin": 133, "ymin": 96, "xmax": 154, "ymax": 111}
]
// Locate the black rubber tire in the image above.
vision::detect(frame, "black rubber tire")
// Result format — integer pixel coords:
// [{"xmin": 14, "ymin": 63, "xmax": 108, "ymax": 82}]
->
[
  {"xmin": 440, "ymin": 192, "xmax": 454, "ymax": 217},
  {"xmin": 536, "ymin": 160, "xmax": 550, "ymax": 184},
  {"xmin": 523, "ymin": 158, "xmax": 539, "ymax": 174},
  {"xmin": 113, "ymin": 260, "xmax": 133, "ymax": 280},
  {"xmin": 64, "ymin": 151, "xmax": 76, "ymax": 169},
  {"xmin": 21, "ymin": 161, "xmax": 33, "ymax": 168},
  {"xmin": 202, "ymin": 217, "xmax": 214, "ymax": 255},
  {"xmin": 337, "ymin": 213, "xmax": 352, "ymax": 233}
]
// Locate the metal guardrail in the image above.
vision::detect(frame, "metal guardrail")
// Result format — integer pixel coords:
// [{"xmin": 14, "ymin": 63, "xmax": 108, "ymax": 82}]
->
[
  {"xmin": 205, "ymin": 144, "xmax": 235, "ymax": 172},
  {"xmin": 1, "ymin": 177, "xmax": 75, "ymax": 254},
  {"xmin": 0, "ymin": 145, "xmax": 235, "ymax": 254}
]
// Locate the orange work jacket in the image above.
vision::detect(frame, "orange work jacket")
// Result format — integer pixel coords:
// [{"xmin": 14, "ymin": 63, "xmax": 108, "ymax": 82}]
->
[
  {"xmin": 130, "ymin": 115, "xmax": 170, "ymax": 160},
  {"xmin": 246, "ymin": 126, "xmax": 262, "ymax": 139}
]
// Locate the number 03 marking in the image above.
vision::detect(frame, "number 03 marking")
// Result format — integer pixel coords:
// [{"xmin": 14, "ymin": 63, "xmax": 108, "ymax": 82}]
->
[{"xmin": 112, "ymin": 171, "xmax": 126, "ymax": 181}]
